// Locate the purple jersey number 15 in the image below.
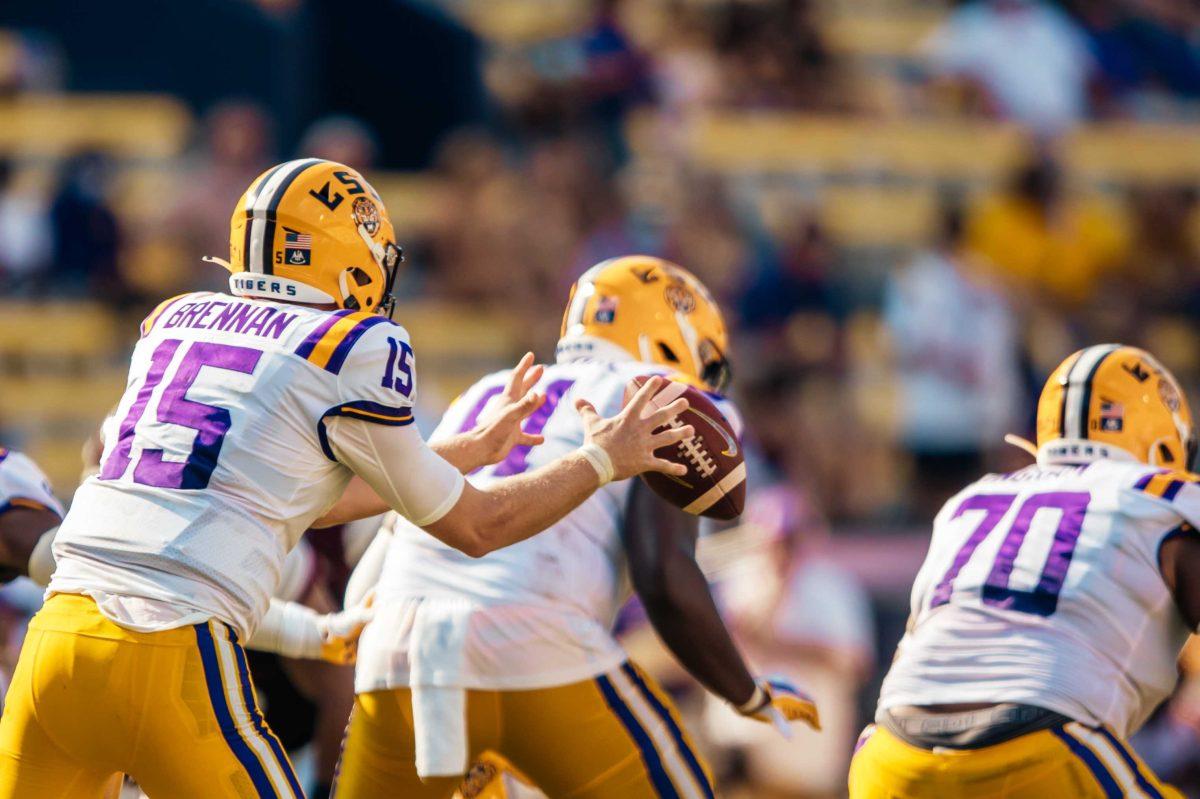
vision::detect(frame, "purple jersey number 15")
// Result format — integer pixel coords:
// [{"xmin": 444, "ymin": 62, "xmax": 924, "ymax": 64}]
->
[
  {"xmin": 100, "ymin": 339, "xmax": 262, "ymax": 490},
  {"xmin": 929, "ymin": 490, "xmax": 1090, "ymax": 617}
]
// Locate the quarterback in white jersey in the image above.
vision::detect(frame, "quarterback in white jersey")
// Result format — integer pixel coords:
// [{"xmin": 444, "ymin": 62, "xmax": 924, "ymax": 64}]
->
[
  {"xmin": 851, "ymin": 344, "xmax": 1198, "ymax": 799},
  {"xmin": 329, "ymin": 256, "xmax": 820, "ymax": 799},
  {"xmin": 0, "ymin": 161, "xmax": 692, "ymax": 799}
]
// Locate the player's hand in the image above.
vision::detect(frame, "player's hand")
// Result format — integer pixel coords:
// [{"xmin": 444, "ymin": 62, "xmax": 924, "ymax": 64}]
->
[
  {"xmin": 315, "ymin": 595, "xmax": 374, "ymax": 665},
  {"xmin": 576, "ymin": 375, "xmax": 693, "ymax": 482},
  {"xmin": 471, "ymin": 352, "xmax": 546, "ymax": 466},
  {"xmin": 737, "ymin": 677, "xmax": 821, "ymax": 738}
]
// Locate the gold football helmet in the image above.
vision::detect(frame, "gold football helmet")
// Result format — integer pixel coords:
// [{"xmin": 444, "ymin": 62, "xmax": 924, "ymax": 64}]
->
[
  {"xmin": 210, "ymin": 158, "xmax": 402, "ymax": 314},
  {"xmin": 558, "ymin": 256, "xmax": 732, "ymax": 391},
  {"xmin": 1035, "ymin": 344, "xmax": 1197, "ymax": 468}
]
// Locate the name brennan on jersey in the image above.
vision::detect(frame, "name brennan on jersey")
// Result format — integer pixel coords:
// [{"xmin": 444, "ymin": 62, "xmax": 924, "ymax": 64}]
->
[{"xmin": 160, "ymin": 297, "xmax": 299, "ymax": 339}]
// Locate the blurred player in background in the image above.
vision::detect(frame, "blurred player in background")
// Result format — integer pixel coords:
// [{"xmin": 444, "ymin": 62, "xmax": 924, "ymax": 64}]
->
[
  {"xmin": 0, "ymin": 160, "xmax": 693, "ymax": 799},
  {"xmin": 323, "ymin": 256, "xmax": 821, "ymax": 798},
  {"xmin": 0, "ymin": 446, "xmax": 62, "ymax": 589},
  {"xmin": 851, "ymin": 344, "xmax": 1200, "ymax": 798}
]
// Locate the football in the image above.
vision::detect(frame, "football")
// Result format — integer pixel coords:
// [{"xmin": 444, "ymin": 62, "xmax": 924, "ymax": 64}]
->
[{"xmin": 625, "ymin": 375, "xmax": 747, "ymax": 520}]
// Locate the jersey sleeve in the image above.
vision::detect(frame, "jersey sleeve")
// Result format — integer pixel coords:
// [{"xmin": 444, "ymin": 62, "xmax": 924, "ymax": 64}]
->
[
  {"xmin": 311, "ymin": 317, "xmax": 419, "ymax": 459},
  {"xmin": 324, "ymin": 416, "xmax": 464, "ymax": 527},
  {"xmin": 0, "ymin": 450, "xmax": 64, "ymax": 517},
  {"xmin": 315, "ymin": 320, "xmax": 465, "ymax": 526},
  {"xmin": 1139, "ymin": 470, "xmax": 1200, "ymax": 531}
]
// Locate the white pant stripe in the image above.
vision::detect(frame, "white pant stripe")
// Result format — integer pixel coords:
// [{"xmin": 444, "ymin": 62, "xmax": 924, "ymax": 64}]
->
[
  {"xmin": 1066, "ymin": 723, "xmax": 1150, "ymax": 799},
  {"xmin": 610, "ymin": 667, "xmax": 705, "ymax": 799},
  {"xmin": 213, "ymin": 626, "xmax": 297, "ymax": 798}
]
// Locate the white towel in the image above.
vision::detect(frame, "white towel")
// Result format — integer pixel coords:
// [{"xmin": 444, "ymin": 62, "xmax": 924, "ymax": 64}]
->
[{"xmin": 409, "ymin": 596, "xmax": 473, "ymax": 778}]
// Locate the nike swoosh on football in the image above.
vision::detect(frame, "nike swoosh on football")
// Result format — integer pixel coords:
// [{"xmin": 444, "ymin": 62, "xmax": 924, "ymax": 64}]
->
[{"xmin": 689, "ymin": 407, "xmax": 739, "ymax": 457}]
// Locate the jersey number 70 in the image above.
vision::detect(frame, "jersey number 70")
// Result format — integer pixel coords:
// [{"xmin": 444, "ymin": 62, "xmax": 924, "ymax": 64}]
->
[{"xmin": 929, "ymin": 491, "xmax": 1091, "ymax": 617}]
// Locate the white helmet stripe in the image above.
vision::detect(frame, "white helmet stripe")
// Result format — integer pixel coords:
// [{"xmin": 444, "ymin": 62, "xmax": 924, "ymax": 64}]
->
[
  {"xmin": 240, "ymin": 162, "xmax": 286, "ymax": 272},
  {"xmin": 246, "ymin": 158, "xmax": 324, "ymax": 274},
  {"xmin": 1063, "ymin": 344, "xmax": 1120, "ymax": 440}
]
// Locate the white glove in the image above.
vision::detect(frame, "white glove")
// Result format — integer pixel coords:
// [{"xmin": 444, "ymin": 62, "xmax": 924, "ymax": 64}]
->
[{"xmin": 248, "ymin": 597, "xmax": 374, "ymax": 664}]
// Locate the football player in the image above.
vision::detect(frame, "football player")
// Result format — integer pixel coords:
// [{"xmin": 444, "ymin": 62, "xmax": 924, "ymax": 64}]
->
[
  {"xmin": 0, "ymin": 446, "xmax": 62, "ymax": 586},
  {"xmin": 322, "ymin": 256, "xmax": 821, "ymax": 798},
  {"xmin": 0, "ymin": 160, "xmax": 693, "ymax": 799},
  {"xmin": 850, "ymin": 344, "xmax": 1200, "ymax": 798}
]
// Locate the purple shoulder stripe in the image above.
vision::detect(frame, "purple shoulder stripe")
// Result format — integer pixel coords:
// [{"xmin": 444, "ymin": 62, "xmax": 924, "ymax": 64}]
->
[
  {"xmin": 1134, "ymin": 470, "xmax": 1165, "ymax": 490},
  {"xmin": 323, "ymin": 316, "xmax": 392, "ymax": 375},
  {"xmin": 294, "ymin": 309, "xmax": 353, "ymax": 359}
]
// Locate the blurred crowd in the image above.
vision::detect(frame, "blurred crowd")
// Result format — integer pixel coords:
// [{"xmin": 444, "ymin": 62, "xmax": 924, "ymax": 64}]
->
[{"xmin": 5, "ymin": 0, "xmax": 1200, "ymax": 795}]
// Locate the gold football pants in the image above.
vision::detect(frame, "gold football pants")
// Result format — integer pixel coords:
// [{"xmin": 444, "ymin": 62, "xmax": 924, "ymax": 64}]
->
[
  {"xmin": 0, "ymin": 593, "xmax": 303, "ymax": 798},
  {"xmin": 848, "ymin": 722, "xmax": 1183, "ymax": 799},
  {"xmin": 333, "ymin": 662, "xmax": 717, "ymax": 798}
]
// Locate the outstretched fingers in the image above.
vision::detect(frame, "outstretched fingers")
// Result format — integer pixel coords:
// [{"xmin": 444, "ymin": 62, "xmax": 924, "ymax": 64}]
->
[
  {"xmin": 650, "ymin": 424, "xmax": 694, "ymax": 450},
  {"xmin": 575, "ymin": 398, "xmax": 601, "ymax": 427},
  {"xmin": 625, "ymin": 375, "xmax": 666, "ymax": 419},
  {"xmin": 651, "ymin": 457, "xmax": 689, "ymax": 477},
  {"xmin": 646, "ymin": 397, "xmax": 689, "ymax": 429},
  {"xmin": 504, "ymin": 352, "xmax": 543, "ymax": 401}
]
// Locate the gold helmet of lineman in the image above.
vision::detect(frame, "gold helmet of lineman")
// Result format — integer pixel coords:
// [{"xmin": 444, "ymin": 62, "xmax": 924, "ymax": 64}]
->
[
  {"xmin": 209, "ymin": 158, "xmax": 402, "ymax": 315},
  {"xmin": 1035, "ymin": 344, "xmax": 1197, "ymax": 468},
  {"xmin": 557, "ymin": 255, "xmax": 732, "ymax": 392}
]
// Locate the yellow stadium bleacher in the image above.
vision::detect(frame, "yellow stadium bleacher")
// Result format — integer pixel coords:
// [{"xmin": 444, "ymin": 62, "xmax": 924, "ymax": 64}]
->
[
  {"xmin": 630, "ymin": 111, "xmax": 1200, "ymax": 188},
  {"xmin": 0, "ymin": 301, "xmax": 122, "ymax": 362},
  {"xmin": 1063, "ymin": 124, "xmax": 1200, "ymax": 184},
  {"xmin": 821, "ymin": 11, "xmax": 942, "ymax": 61},
  {"xmin": 0, "ymin": 94, "xmax": 193, "ymax": 160},
  {"xmin": 0, "ymin": 371, "xmax": 126, "ymax": 422},
  {"xmin": 631, "ymin": 113, "xmax": 1027, "ymax": 181}
]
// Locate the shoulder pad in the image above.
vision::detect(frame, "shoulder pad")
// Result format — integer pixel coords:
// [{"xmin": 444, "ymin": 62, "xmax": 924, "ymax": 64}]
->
[
  {"xmin": 1131, "ymin": 468, "xmax": 1200, "ymax": 501},
  {"xmin": 140, "ymin": 293, "xmax": 195, "ymax": 337},
  {"xmin": 294, "ymin": 310, "xmax": 399, "ymax": 375}
]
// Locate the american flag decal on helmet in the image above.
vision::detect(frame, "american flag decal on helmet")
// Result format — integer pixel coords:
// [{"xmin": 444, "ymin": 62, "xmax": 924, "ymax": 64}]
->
[
  {"xmin": 1099, "ymin": 400, "xmax": 1124, "ymax": 432},
  {"xmin": 283, "ymin": 228, "xmax": 312, "ymax": 266}
]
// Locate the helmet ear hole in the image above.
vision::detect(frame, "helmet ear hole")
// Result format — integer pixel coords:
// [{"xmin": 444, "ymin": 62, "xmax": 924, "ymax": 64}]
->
[
  {"xmin": 350, "ymin": 267, "xmax": 373, "ymax": 287},
  {"xmin": 657, "ymin": 342, "xmax": 680, "ymax": 363},
  {"xmin": 1158, "ymin": 442, "xmax": 1175, "ymax": 464}
]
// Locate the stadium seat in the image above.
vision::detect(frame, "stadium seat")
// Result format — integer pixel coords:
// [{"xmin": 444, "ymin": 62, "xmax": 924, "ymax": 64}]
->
[
  {"xmin": 369, "ymin": 173, "xmax": 449, "ymax": 238},
  {"xmin": 821, "ymin": 11, "xmax": 942, "ymax": 61},
  {"xmin": 633, "ymin": 113, "xmax": 1026, "ymax": 182},
  {"xmin": 0, "ymin": 371, "xmax": 126, "ymax": 423},
  {"xmin": 0, "ymin": 94, "xmax": 193, "ymax": 159},
  {"xmin": 0, "ymin": 302, "xmax": 121, "ymax": 362},
  {"xmin": 820, "ymin": 184, "xmax": 937, "ymax": 246},
  {"xmin": 1063, "ymin": 124, "xmax": 1200, "ymax": 184}
]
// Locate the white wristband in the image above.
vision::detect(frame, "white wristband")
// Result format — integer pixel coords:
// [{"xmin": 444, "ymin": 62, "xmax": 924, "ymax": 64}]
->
[
  {"xmin": 736, "ymin": 684, "xmax": 769, "ymax": 715},
  {"xmin": 578, "ymin": 443, "xmax": 615, "ymax": 486}
]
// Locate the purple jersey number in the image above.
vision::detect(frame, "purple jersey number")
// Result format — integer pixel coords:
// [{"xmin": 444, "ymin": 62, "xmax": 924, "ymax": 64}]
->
[
  {"xmin": 930, "ymin": 491, "xmax": 1090, "ymax": 617},
  {"xmin": 381, "ymin": 336, "xmax": 414, "ymax": 396},
  {"xmin": 100, "ymin": 339, "xmax": 262, "ymax": 490},
  {"xmin": 457, "ymin": 378, "xmax": 576, "ymax": 476}
]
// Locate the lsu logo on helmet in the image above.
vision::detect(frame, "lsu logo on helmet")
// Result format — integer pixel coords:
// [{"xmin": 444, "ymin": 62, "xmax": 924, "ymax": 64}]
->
[{"xmin": 209, "ymin": 158, "xmax": 403, "ymax": 316}]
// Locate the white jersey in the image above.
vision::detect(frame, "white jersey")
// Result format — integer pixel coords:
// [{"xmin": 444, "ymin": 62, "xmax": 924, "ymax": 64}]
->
[
  {"xmin": 878, "ymin": 459, "xmax": 1200, "ymax": 738},
  {"xmin": 0, "ymin": 448, "xmax": 63, "ymax": 518},
  {"xmin": 51, "ymin": 291, "xmax": 463, "ymax": 639},
  {"xmin": 356, "ymin": 358, "xmax": 741, "ymax": 693}
]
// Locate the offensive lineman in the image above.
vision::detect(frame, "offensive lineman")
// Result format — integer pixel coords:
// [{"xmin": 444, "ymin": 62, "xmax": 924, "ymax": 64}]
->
[
  {"xmin": 850, "ymin": 344, "xmax": 1200, "ymax": 798},
  {"xmin": 321, "ymin": 256, "xmax": 821, "ymax": 798},
  {"xmin": 0, "ymin": 160, "xmax": 693, "ymax": 799}
]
